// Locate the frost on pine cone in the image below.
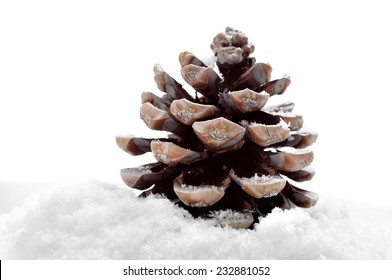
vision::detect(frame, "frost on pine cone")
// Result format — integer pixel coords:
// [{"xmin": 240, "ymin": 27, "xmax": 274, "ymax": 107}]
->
[{"xmin": 116, "ymin": 27, "xmax": 318, "ymax": 229}]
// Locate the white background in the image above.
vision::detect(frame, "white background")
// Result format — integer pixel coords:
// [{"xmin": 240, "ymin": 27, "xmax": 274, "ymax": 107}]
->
[{"xmin": 1, "ymin": 0, "xmax": 391, "ymax": 209}]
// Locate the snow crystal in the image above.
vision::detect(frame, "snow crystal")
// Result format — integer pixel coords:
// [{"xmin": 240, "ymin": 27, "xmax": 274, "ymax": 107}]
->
[
  {"xmin": 241, "ymin": 173, "xmax": 280, "ymax": 183},
  {"xmin": 239, "ymin": 120, "xmax": 250, "ymax": 127},
  {"xmin": 209, "ymin": 209, "xmax": 251, "ymax": 221},
  {"xmin": 180, "ymin": 183, "xmax": 198, "ymax": 190},
  {"xmin": 208, "ymin": 210, "xmax": 254, "ymax": 228},
  {"xmin": 263, "ymin": 192, "xmax": 279, "ymax": 198},
  {"xmin": 278, "ymin": 119, "xmax": 290, "ymax": 129},
  {"xmin": 0, "ymin": 181, "xmax": 391, "ymax": 259},
  {"xmin": 154, "ymin": 153, "xmax": 171, "ymax": 164},
  {"xmin": 185, "ymin": 70, "xmax": 197, "ymax": 80},
  {"xmin": 243, "ymin": 97, "xmax": 260, "ymax": 108},
  {"xmin": 176, "ymin": 109, "xmax": 194, "ymax": 123},
  {"xmin": 209, "ymin": 129, "xmax": 229, "ymax": 140},
  {"xmin": 190, "ymin": 202, "xmax": 210, "ymax": 207},
  {"xmin": 179, "ymin": 184, "xmax": 222, "ymax": 191},
  {"xmin": 135, "ymin": 166, "xmax": 153, "ymax": 174},
  {"xmin": 247, "ymin": 119, "xmax": 288, "ymax": 128}
]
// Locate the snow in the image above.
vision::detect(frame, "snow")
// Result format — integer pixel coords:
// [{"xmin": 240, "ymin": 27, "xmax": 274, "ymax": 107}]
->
[
  {"xmin": 135, "ymin": 165, "xmax": 153, "ymax": 174},
  {"xmin": 179, "ymin": 184, "xmax": 221, "ymax": 191},
  {"xmin": 0, "ymin": 181, "xmax": 391, "ymax": 260},
  {"xmin": 241, "ymin": 173, "xmax": 280, "ymax": 183}
]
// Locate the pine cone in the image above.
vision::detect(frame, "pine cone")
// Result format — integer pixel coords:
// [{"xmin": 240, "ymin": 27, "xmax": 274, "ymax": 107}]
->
[{"xmin": 116, "ymin": 27, "xmax": 318, "ymax": 229}]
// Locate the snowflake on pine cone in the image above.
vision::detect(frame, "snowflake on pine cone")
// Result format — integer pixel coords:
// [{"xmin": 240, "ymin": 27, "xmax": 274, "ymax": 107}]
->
[{"xmin": 116, "ymin": 27, "xmax": 318, "ymax": 229}]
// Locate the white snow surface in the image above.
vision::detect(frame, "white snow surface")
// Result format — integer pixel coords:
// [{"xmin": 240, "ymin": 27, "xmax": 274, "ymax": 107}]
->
[{"xmin": 0, "ymin": 181, "xmax": 391, "ymax": 260}]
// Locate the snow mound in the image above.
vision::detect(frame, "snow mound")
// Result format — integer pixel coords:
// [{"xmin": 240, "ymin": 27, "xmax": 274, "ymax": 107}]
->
[{"xmin": 0, "ymin": 181, "xmax": 391, "ymax": 259}]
